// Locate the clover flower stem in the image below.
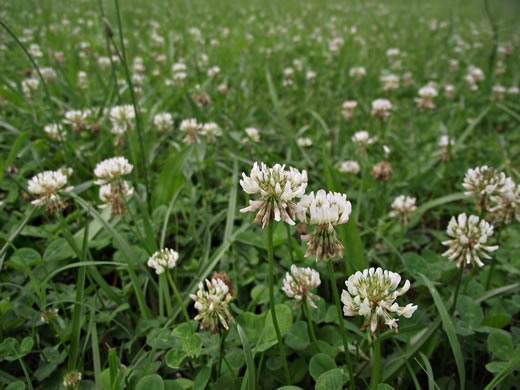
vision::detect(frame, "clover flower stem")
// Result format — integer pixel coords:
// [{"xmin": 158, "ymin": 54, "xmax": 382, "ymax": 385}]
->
[
  {"xmin": 485, "ymin": 229, "xmax": 501, "ymax": 289},
  {"xmin": 369, "ymin": 330, "xmax": 381, "ymax": 390},
  {"xmin": 450, "ymin": 265, "xmax": 465, "ymax": 315},
  {"xmin": 327, "ymin": 261, "xmax": 355, "ymax": 389},
  {"xmin": 462, "ymin": 266, "xmax": 477, "ymax": 294},
  {"xmin": 285, "ymin": 224, "xmax": 295, "ymax": 264},
  {"xmin": 217, "ymin": 330, "xmax": 228, "ymax": 377},
  {"xmin": 303, "ymin": 297, "xmax": 321, "ymax": 352},
  {"xmin": 159, "ymin": 274, "xmax": 173, "ymax": 317},
  {"xmin": 166, "ymin": 270, "xmax": 192, "ymax": 329},
  {"xmin": 267, "ymin": 222, "xmax": 291, "ymax": 385}
]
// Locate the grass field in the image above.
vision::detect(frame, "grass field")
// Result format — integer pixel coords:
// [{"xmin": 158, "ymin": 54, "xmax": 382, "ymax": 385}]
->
[{"xmin": 1, "ymin": 0, "xmax": 520, "ymax": 389}]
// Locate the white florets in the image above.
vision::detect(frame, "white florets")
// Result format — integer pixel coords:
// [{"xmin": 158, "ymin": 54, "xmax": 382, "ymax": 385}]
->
[
  {"xmin": 282, "ymin": 264, "xmax": 321, "ymax": 308},
  {"xmin": 94, "ymin": 157, "xmax": 133, "ymax": 185},
  {"xmin": 341, "ymin": 267, "xmax": 417, "ymax": 333},
  {"xmin": 338, "ymin": 160, "xmax": 360, "ymax": 175},
  {"xmin": 147, "ymin": 248, "xmax": 179, "ymax": 274},
  {"xmin": 153, "ymin": 112, "xmax": 173, "ymax": 132}
]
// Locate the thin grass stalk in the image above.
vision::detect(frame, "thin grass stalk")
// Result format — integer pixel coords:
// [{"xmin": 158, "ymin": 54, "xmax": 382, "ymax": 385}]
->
[
  {"xmin": 166, "ymin": 269, "xmax": 192, "ymax": 327},
  {"xmin": 450, "ymin": 265, "xmax": 465, "ymax": 315},
  {"xmin": 113, "ymin": 0, "xmax": 151, "ymax": 213},
  {"xmin": 327, "ymin": 260, "xmax": 355, "ymax": 389},
  {"xmin": 266, "ymin": 222, "xmax": 291, "ymax": 384}
]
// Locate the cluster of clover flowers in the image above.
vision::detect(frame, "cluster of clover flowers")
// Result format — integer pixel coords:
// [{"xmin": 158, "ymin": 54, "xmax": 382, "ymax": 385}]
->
[{"xmin": 26, "ymin": 160, "xmax": 511, "ymax": 388}]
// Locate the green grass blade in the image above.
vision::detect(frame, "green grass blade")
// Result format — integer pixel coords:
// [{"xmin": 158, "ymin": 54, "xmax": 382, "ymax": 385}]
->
[
  {"xmin": 483, "ymin": 349, "xmax": 520, "ymax": 390},
  {"xmin": 0, "ymin": 206, "xmax": 35, "ymax": 271},
  {"xmin": 224, "ymin": 159, "xmax": 238, "ymax": 243},
  {"xmin": 90, "ymin": 315, "xmax": 102, "ymax": 390},
  {"xmin": 418, "ymin": 273, "xmax": 465, "ymax": 390},
  {"xmin": 237, "ymin": 323, "xmax": 256, "ymax": 390}
]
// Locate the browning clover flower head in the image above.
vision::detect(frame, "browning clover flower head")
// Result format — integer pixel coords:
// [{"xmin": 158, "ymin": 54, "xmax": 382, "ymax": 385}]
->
[
  {"xmin": 240, "ymin": 162, "xmax": 308, "ymax": 228},
  {"xmin": 371, "ymin": 161, "xmax": 392, "ymax": 181},
  {"xmin": 190, "ymin": 276, "xmax": 235, "ymax": 333},
  {"xmin": 441, "ymin": 213, "xmax": 498, "ymax": 268},
  {"xmin": 438, "ymin": 135, "xmax": 454, "ymax": 161},
  {"xmin": 489, "ymin": 184, "xmax": 520, "ymax": 224},
  {"xmin": 63, "ymin": 371, "xmax": 82, "ymax": 388},
  {"xmin": 297, "ymin": 190, "xmax": 352, "ymax": 261},
  {"xmin": 371, "ymin": 98, "xmax": 392, "ymax": 120},
  {"xmin": 415, "ymin": 85, "xmax": 438, "ymax": 109},
  {"xmin": 462, "ymin": 166, "xmax": 515, "ymax": 211},
  {"xmin": 179, "ymin": 118, "xmax": 202, "ymax": 144},
  {"xmin": 342, "ymin": 100, "xmax": 358, "ymax": 119},
  {"xmin": 341, "ymin": 267, "xmax": 417, "ymax": 334},
  {"xmin": 282, "ymin": 264, "xmax": 321, "ymax": 308},
  {"xmin": 27, "ymin": 170, "xmax": 73, "ymax": 212},
  {"xmin": 389, "ymin": 195, "xmax": 417, "ymax": 225},
  {"xmin": 147, "ymin": 248, "xmax": 179, "ymax": 274},
  {"xmin": 99, "ymin": 181, "xmax": 134, "ymax": 216}
]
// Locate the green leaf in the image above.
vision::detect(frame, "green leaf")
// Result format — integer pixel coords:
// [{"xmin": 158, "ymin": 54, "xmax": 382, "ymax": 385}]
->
[
  {"xmin": 278, "ymin": 387, "xmax": 303, "ymax": 390},
  {"xmin": 257, "ymin": 304, "xmax": 293, "ymax": 351},
  {"xmin": 1, "ymin": 130, "xmax": 29, "ymax": 182},
  {"xmin": 6, "ymin": 382, "xmax": 25, "ymax": 390},
  {"xmin": 43, "ymin": 238, "xmax": 75, "ymax": 262},
  {"xmin": 165, "ymin": 349, "xmax": 187, "ymax": 369},
  {"xmin": 481, "ymin": 314, "xmax": 511, "ymax": 328},
  {"xmin": 487, "ymin": 332, "xmax": 514, "ymax": 361},
  {"xmin": 285, "ymin": 321, "xmax": 310, "ymax": 350},
  {"xmin": 237, "ymin": 324, "xmax": 255, "ymax": 390},
  {"xmin": 377, "ymin": 385, "xmax": 396, "ymax": 390},
  {"xmin": 309, "ymin": 353, "xmax": 337, "ymax": 381},
  {"xmin": 484, "ymin": 348, "xmax": 520, "ymax": 390},
  {"xmin": 456, "ymin": 295, "xmax": 483, "ymax": 329},
  {"xmin": 153, "ymin": 146, "xmax": 192, "ymax": 207},
  {"xmin": 418, "ymin": 273, "xmax": 465, "ymax": 390},
  {"xmin": 183, "ymin": 333, "xmax": 202, "ymax": 357},
  {"xmin": 193, "ymin": 366, "xmax": 211, "ymax": 390},
  {"xmin": 19, "ymin": 337, "xmax": 33, "ymax": 356},
  {"xmin": 485, "ymin": 361, "xmax": 509, "ymax": 374},
  {"xmin": 237, "ymin": 312, "xmax": 263, "ymax": 344},
  {"xmin": 164, "ymin": 380, "xmax": 185, "ymax": 390},
  {"xmin": 315, "ymin": 368, "xmax": 346, "ymax": 390},
  {"xmin": 136, "ymin": 374, "xmax": 165, "ymax": 390}
]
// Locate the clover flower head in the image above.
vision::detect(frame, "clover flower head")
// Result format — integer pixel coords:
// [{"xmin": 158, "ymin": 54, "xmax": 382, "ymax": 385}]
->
[
  {"xmin": 28, "ymin": 170, "xmax": 73, "ymax": 211},
  {"xmin": 297, "ymin": 190, "xmax": 351, "ymax": 261},
  {"xmin": 380, "ymin": 74, "xmax": 400, "ymax": 91},
  {"xmin": 462, "ymin": 166, "xmax": 515, "ymax": 210},
  {"xmin": 153, "ymin": 112, "xmax": 173, "ymax": 132},
  {"xmin": 338, "ymin": 160, "xmax": 360, "ymax": 175},
  {"xmin": 63, "ymin": 109, "xmax": 89, "ymax": 132},
  {"xmin": 371, "ymin": 161, "xmax": 393, "ymax": 181},
  {"xmin": 63, "ymin": 371, "xmax": 82, "ymax": 388},
  {"xmin": 207, "ymin": 66, "xmax": 220, "ymax": 78},
  {"xmin": 179, "ymin": 118, "xmax": 202, "ymax": 144},
  {"xmin": 200, "ymin": 122, "xmax": 222, "ymax": 143},
  {"xmin": 352, "ymin": 130, "xmax": 376, "ymax": 154},
  {"xmin": 94, "ymin": 157, "xmax": 133, "ymax": 185},
  {"xmin": 371, "ymin": 98, "xmax": 392, "ymax": 120},
  {"xmin": 438, "ymin": 135, "xmax": 454, "ymax": 161},
  {"xmin": 109, "ymin": 105, "xmax": 135, "ymax": 140},
  {"xmin": 389, "ymin": 195, "xmax": 416, "ymax": 225},
  {"xmin": 147, "ymin": 248, "xmax": 179, "ymax": 274},
  {"xmin": 244, "ymin": 127, "xmax": 260, "ymax": 143},
  {"xmin": 44, "ymin": 123, "xmax": 64, "ymax": 141},
  {"xmin": 22, "ymin": 77, "xmax": 39, "ymax": 97},
  {"xmin": 441, "ymin": 213, "xmax": 498, "ymax": 268},
  {"xmin": 190, "ymin": 275, "xmax": 235, "ymax": 333},
  {"xmin": 349, "ymin": 66, "xmax": 366, "ymax": 80},
  {"xmin": 240, "ymin": 162, "xmax": 308, "ymax": 228},
  {"xmin": 415, "ymin": 85, "xmax": 438, "ymax": 109},
  {"xmin": 492, "ymin": 85, "xmax": 506, "ymax": 101},
  {"xmin": 342, "ymin": 100, "xmax": 358, "ymax": 119},
  {"xmin": 297, "ymin": 137, "xmax": 312, "ymax": 147},
  {"xmin": 282, "ymin": 264, "xmax": 321, "ymax": 308},
  {"xmin": 489, "ymin": 184, "xmax": 520, "ymax": 224},
  {"xmin": 341, "ymin": 267, "xmax": 417, "ymax": 333}
]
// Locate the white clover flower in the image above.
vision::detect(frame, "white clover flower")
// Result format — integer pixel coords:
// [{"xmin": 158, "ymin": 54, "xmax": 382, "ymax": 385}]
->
[
  {"xmin": 179, "ymin": 118, "xmax": 202, "ymax": 144},
  {"xmin": 240, "ymin": 162, "xmax": 308, "ymax": 228},
  {"xmin": 244, "ymin": 127, "xmax": 260, "ymax": 143},
  {"xmin": 297, "ymin": 190, "xmax": 352, "ymax": 261},
  {"xmin": 153, "ymin": 112, "xmax": 173, "ymax": 132},
  {"xmin": 386, "ymin": 48, "xmax": 400, "ymax": 60},
  {"xmin": 78, "ymin": 71, "xmax": 88, "ymax": 89},
  {"xmin": 172, "ymin": 62, "xmax": 187, "ymax": 73},
  {"xmin": 383, "ymin": 145, "xmax": 391, "ymax": 159},
  {"xmin": 371, "ymin": 98, "xmax": 392, "ymax": 120},
  {"xmin": 63, "ymin": 109, "xmax": 89, "ymax": 132},
  {"xmin": 63, "ymin": 371, "xmax": 82, "ymax": 388},
  {"xmin": 28, "ymin": 170, "xmax": 73, "ymax": 211},
  {"xmin": 352, "ymin": 130, "xmax": 376, "ymax": 154},
  {"xmin": 190, "ymin": 275, "xmax": 235, "ymax": 333},
  {"xmin": 94, "ymin": 157, "xmax": 133, "ymax": 185},
  {"xmin": 200, "ymin": 122, "xmax": 222, "ymax": 143},
  {"xmin": 416, "ymin": 85, "xmax": 438, "ymax": 109},
  {"xmin": 349, "ymin": 66, "xmax": 366, "ymax": 80},
  {"xmin": 40, "ymin": 67, "xmax": 57, "ymax": 82},
  {"xmin": 438, "ymin": 135, "xmax": 454, "ymax": 161},
  {"xmin": 389, "ymin": 195, "xmax": 416, "ymax": 225},
  {"xmin": 442, "ymin": 213, "xmax": 498, "ymax": 268},
  {"xmin": 297, "ymin": 137, "xmax": 312, "ymax": 147},
  {"xmin": 444, "ymin": 84, "xmax": 455, "ymax": 99},
  {"xmin": 489, "ymin": 185, "xmax": 520, "ymax": 224},
  {"xmin": 338, "ymin": 160, "xmax": 360, "ymax": 175},
  {"xmin": 341, "ymin": 267, "xmax": 417, "ymax": 333},
  {"xmin": 147, "ymin": 248, "xmax": 179, "ymax": 274},
  {"xmin": 306, "ymin": 70, "xmax": 316, "ymax": 80},
  {"xmin": 380, "ymin": 74, "xmax": 399, "ymax": 92},
  {"xmin": 508, "ymin": 86, "xmax": 519, "ymax": 95},
  {"xmin": 449, "ymin": 59, "xmax": 459, "ymax": 72},
  {"xmin": 207, "ymin": 66, "xmax": 220, "ymax": 78},
  {"xmin": 491, "ymin": 85, "xmax": 506, "ymax": 101},
  {"xmin": 44, "ymin": 123, "xmax": 64, "ymax": 141},
  {"xmin": 29, "ymin": 43, "xmax": 43, "ymax": 57},
  {"xmin": 282, "ymin": 264, "xmax": 321, "ymax": 308},
  {"xmin": 463, "ymin": 166, "xmax": 515, "ymax": 210},
  {"xmin": 97, "ymin": 56, "xmax": 111, "ymax": 71},
  {"xmin": 22, "ymin": 77, "xmax": 39, "ymax": 97},
  {"xmin": 342, "ymin": 100, "xmax": 357, "ymax": 119}
]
